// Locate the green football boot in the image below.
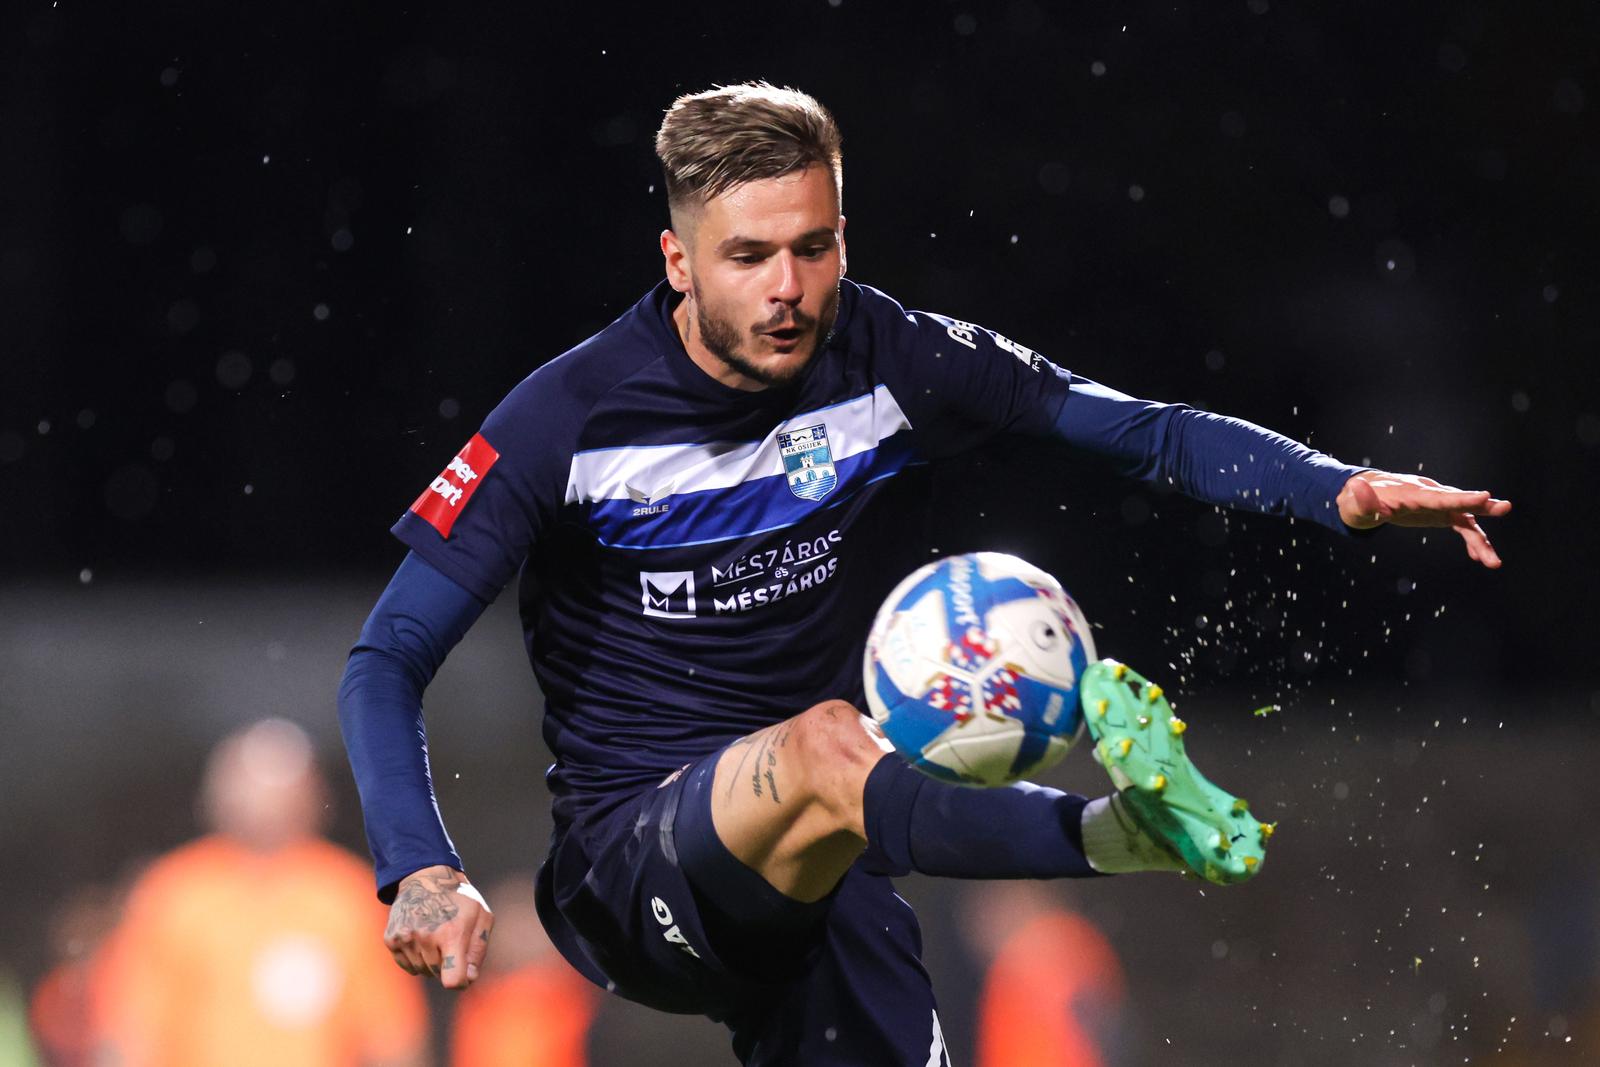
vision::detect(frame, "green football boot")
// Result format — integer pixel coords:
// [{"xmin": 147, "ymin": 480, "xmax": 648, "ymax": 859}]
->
[{"xmin": 1080, "ymin": 658, "xmax": 1272, "ymax": 885}]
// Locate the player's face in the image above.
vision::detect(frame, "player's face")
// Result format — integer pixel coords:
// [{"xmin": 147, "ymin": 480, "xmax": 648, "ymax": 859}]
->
[{"xmin": 665, "ymin": 164, "xmax": 846, "ymax": 390}]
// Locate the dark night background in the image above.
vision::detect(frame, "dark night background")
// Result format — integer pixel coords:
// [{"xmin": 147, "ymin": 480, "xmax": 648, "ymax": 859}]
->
[{"xmin": 2, "ymin": 1, "xmax": 1597, "ymax": 1064}]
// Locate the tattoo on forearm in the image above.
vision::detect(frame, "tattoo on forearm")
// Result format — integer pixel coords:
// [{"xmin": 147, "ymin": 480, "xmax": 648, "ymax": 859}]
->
[{"xmin": 386, "ymin": 869, "xmax": 464, "ymax": 939}]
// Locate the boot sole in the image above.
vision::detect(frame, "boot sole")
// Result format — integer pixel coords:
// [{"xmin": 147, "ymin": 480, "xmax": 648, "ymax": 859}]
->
[{"xmin": 1080, "ymin": 659, "xmax": 1271, "ymax": 885}]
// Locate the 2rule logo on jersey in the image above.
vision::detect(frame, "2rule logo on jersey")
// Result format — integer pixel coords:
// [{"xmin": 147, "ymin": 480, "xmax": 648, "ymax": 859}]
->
[{"xmin": 410, "ymin": 433, "xmax": 500, "ymax": 538}]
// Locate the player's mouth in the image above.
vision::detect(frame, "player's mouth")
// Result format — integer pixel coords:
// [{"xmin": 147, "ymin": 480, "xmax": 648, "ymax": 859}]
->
[{"xmin": 760, "ymin": 325, "xmax": 806, "ymax": 351}]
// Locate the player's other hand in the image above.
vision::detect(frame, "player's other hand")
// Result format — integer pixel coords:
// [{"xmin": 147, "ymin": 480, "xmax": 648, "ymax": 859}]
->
[
  {"xmin": 1337, "ymin": 470, "xmax": 1512, "ymax": 568},
  {"xmin": 383, "ymin": 865, "xmax": 494, "ymax": 989}
]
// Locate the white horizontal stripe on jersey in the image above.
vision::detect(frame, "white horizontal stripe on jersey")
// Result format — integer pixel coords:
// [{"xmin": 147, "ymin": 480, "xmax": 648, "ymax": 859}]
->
[{"xmin": 563, "ymin": 385, "xmax": 912, "ymax": 505}]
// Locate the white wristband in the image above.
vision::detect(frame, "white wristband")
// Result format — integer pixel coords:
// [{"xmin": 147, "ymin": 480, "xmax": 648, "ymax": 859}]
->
[{"xmin": 453, "ymin": 881, "xmax": 490, "ymax": 910}]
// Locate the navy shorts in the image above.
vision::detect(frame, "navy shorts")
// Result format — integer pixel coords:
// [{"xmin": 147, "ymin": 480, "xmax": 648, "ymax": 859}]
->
[{"xmin": 536, "ymin": 749, "xmax": 953, "ymax": 1066}]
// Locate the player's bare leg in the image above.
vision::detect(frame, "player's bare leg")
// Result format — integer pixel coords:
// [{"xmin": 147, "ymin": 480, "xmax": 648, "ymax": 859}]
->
[{"xmin": 709, "ymin": 699, "xmax": 885, "ymax": 902}]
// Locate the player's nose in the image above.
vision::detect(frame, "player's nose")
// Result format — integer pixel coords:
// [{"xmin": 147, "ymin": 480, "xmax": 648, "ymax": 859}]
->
[{"xmin": 769, "ymin": 252, "xmax": 803, "ymax": 307}]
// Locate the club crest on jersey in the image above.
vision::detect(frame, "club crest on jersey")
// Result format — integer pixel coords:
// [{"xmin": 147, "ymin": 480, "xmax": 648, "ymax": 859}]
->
[
  {"xmin": 409, "ymin": 432, "xmax": 500, "ymax": 539},
  {"xmin": 778, "ymin": 423, "xmax": 837, "ymax": 502}
]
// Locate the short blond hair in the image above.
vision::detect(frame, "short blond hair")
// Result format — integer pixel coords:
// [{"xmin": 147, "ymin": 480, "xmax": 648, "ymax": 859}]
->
[{"xmin": 655, "ymin": 82, "xmax": 843, "ymax": 221}]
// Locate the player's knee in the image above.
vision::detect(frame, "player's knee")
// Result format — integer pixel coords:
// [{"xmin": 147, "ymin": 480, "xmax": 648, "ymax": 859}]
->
[
  {"xmin": 794, "ymin": 700, "xmax": 880, "ymax": 763},
  {"xmin": 790, "ymin": 700, "xmax": 882, "ymax": 820}
]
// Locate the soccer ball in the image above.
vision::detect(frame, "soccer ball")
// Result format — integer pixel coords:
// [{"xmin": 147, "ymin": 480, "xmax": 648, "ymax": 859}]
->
[{"xmin": 863, "ymin": 552, "xmax": 1097, "ymax": 787}]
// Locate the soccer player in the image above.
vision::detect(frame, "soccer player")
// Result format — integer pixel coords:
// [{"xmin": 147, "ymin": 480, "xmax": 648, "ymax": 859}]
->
[{"xmin": 338, "ymin": 83, "xmax": 1510, "ymax": 1065}]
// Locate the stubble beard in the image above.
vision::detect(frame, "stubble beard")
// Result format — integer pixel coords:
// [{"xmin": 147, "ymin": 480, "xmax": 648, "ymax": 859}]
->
[{"xmin": 691, "ymin": 281, "xmax": 841, "ymax": 389}]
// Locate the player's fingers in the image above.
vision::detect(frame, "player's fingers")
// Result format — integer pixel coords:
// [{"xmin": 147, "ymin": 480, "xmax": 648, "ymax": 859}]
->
[
  {"xmin": 1398, "ymin": 480, "xmax": 1509, "ymax": 516},
  {"xmin": 438, "ymin": 935, "xmax": 471, "ymax": 989},
  {"xmin": 388, "ymin": 927, "xmax": 445, "ymax": 977},
  {"xmin": 1383, "ymin": 489, "xmax": 1489, "ymax": 526},
  {"xmin": 439, "ymin": 904, "xmax": 495, "ymax": 989},
  {"xmin": 1386, "ymin": 503, "xmax": 1460, "ymax": 528},
  {"xmin": 1413, "ymin": 488, "xmax": 1491, "ymax": 511},
  {"xmin": 464, "ymin": 910, "xmax": 494, "ymax": 984},
  {"xmin": 417, "ymin": 936, "xmax": 445, "ymax": 978},
  {"xmin": 1454, "ymin": 515, "xmax": 1502, "ymax": 569},
  {"xmin": 384, "ymin": 926, "xmax": 428, "ymax": 975}
]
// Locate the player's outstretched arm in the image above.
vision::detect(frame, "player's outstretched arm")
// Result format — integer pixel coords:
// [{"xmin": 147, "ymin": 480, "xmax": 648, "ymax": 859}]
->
[
  {"xmin": 1047, "ymin": 376, "xmax": 1512, "ymax": 564},
  {"xmin": 384, "ymin": 865, "xmax": 495, "ymax": 988},
  {"xmin": 1337, "ymin": 470, "xmax": 1512, "ymax": 568}
]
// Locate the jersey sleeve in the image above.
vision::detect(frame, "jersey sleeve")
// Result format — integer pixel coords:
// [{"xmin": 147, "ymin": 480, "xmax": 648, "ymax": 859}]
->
[
  {"xmin": 339, "ymin": 552, "xmax": 490, "ymax": 899},
  {"xmin": 1052, "ymin": 375, "xmax": 1367, "ymax": 533},
  {"xmin": 863, "ymin": 289, "xmax": 1362, "ymax": 532},
  {"xmin": 874, "ymin": 304, "xmax": 1074, "ymax": 455},
  {"xmin": 390, "ymin": 375, "xmax": 573, "ymax": 602}
]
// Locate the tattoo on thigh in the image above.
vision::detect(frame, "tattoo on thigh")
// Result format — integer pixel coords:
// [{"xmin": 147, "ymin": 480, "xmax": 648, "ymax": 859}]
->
[
  {"xmin": 752, "ymin": 729, "xmax": 787, "ymax": 804},
  {"xmin": 727, "ymin": 734, "xmax": 757, "ymax": 800},
  {"xmin": 726, "ymin": 723, "xmax": 793, "ymax": 803}
]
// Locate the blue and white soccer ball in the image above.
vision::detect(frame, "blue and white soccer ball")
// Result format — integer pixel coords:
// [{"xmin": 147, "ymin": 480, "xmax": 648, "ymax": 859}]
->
[{"xmin": 863, "ymin": 552, "xmax": 1097, "ymax": 787}]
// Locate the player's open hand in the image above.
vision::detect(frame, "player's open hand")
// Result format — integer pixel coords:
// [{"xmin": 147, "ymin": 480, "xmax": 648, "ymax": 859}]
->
[
  {"xmin": 384, "ymin": 865, "xmax": 494, "ymax": 989},
  {"xmin": 1337, "ymin": 470, "xmax": 1512, "ymax": 568}
]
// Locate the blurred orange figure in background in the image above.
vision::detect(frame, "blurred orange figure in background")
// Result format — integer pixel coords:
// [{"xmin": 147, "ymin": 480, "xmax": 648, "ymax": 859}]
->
[
  {"xmin": 89, "ymin": 718, "xmax": 429, "ymax": 1067},
  {"xmin": 965, "ymin": 881, "xmax": 1126, "ymax": 1067},
  {"xmin": 29, "ymin": 883, "xmax": 121, "ymax": 1066},
  {"xmin": 449, "ymin": 873, "xmax": 598, "ymax": 1067}
]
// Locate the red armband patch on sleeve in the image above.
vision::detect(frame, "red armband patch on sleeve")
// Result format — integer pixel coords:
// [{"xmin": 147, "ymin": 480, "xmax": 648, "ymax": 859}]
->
[{"xmin": 408, "ymin": 433, "xmax": 501, "ymax": 539}]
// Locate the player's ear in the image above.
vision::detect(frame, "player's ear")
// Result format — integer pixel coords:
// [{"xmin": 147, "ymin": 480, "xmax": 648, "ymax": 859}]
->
[
  {"xmin": 837, "ymin": 214, "xmax": 847, "ymax": 278},
  {"xmin": 661, "ymin": 228, "xmax": 692, "ymax": 294}
]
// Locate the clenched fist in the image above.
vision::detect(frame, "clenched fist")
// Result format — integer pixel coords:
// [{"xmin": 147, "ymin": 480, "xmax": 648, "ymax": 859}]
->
[{"xmin": 384, "ymin": 865, "xmax": 494, "ymax": 989}]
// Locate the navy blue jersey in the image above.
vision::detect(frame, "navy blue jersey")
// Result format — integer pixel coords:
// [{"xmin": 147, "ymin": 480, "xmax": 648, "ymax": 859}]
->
[
  {"xmin": 377, "ymin": 277, "xmax": 1361, "ymax": 868},
  {"xmin": 393, "ymin": 280, "xmax": 1076, "ymax": 832}
]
